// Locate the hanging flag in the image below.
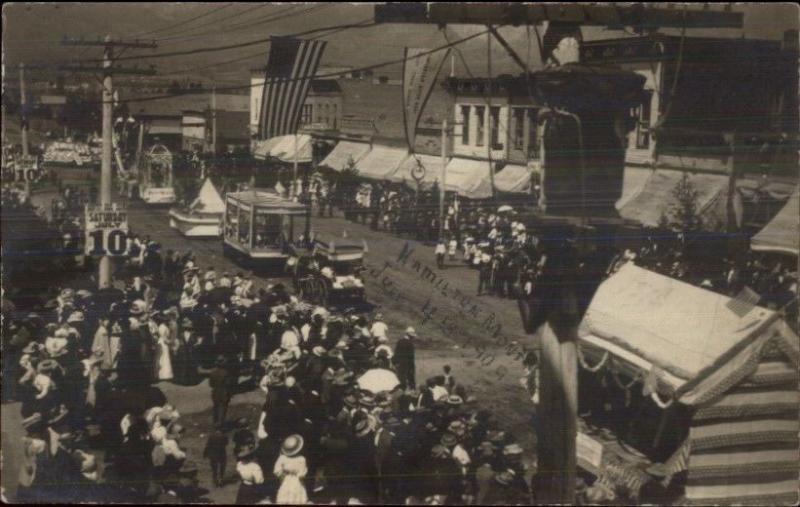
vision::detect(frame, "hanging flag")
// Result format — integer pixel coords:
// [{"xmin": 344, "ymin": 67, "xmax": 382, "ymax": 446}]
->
[
  {"xmin": 258, "ymin": 37, "xmax": 327, "ymax": 140},
  {"xmin": 726, "ymin": 286, "xmax": 761, "ymax": 317},
  {"xmin": 402, "ymin": 47, "xmax": 450, "ymax": 152}
]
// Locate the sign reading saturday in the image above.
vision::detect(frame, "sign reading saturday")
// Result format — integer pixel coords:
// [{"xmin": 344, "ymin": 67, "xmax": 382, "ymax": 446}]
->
[{"xmin": 85, "ymin": 204, "xmax": 129, "ymax": 256}]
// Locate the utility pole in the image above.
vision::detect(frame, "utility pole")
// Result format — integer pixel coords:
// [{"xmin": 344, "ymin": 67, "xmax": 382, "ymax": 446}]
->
[
  {"xmin": 61, "ymin": 35, "xmax": 157, "ymax": 289},
  {"xmin": 19, "ymin": 62, "xmax": 30, "ymax": 197},
  {"xmin": 439, "ymin": 118, "xmax": 448, "ymax": 241},
  {"xmin": 211, "ymin": 85, "xmax": 217, "ymax": 156}
]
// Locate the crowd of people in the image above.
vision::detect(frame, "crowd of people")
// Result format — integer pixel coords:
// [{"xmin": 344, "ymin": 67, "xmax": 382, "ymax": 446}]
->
[{"xmin": 3, "ymin": 213, "xmax": 542, "ymax": 505}]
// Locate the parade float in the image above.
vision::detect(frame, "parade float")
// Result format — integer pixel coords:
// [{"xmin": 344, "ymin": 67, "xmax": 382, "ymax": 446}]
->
[
  {"xmin": 573, "ymin": 263, "xmax": 799, "ymax": 505},
  {"xmin": 222, "ymin": 189, "xmax": 311, "ymax": 269},
  {"xmin": 169, "ymin": 178, "xmax": 225, "ymax": 237},
  {"xmin": 42, "ymin": 140, "xmax": 98, "ymax": 167},
  {"xmin": 139, "ymin": 144, "xmax": 176, "ymax": 205}
]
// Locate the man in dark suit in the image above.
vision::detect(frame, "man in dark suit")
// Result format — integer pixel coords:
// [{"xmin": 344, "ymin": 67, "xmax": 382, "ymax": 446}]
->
[
  {"xmin": 393, "ymin": 327, "xmax": 417, "ymax": 390},
  {"xmin": 208, "ymin": 355, "xmax": 234, "ymax": 427}
]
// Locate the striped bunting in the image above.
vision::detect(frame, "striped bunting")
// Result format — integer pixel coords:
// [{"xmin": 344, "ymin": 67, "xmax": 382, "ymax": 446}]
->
[
  {"xmin": 258, "ymin": 37, "xmax": 327, "ymax": 140},
  {"xmin": 685, "ymin": 368, "xmax": 799, "ymax": 506}
]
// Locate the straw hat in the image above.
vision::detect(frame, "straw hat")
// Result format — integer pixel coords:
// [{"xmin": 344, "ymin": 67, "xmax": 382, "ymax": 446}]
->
[
  {"xmin": 281, "ymin": 434, "xmax": 304, "ymax": 456},
  {"xmin": 354, "ymin": 418, "xmax": 371, "ymax": 437},
  {"xmin": 312, "ymin": 346, "xmax": 326, "ymax": 357},
  {"xmin": 503, "ymin": 443, "xmax": 523, "ymax": 456},
  {"xmin": 404, "ymin": 327, "xmax": 417, "ymax": 338},
  {"xmin": 440, "ymin": 432, "xmax": 459, "ymax": 447},
  {"xmin": 446, "ymin": 394, "xmax": 463, "ymax": 406},
  {"xmin": 495, "ymin": 468, "xmax": 516, "ymax": 486},
  {"xmin": 430, "ymin": 445, "xmax": 450, "ymax": 459}
]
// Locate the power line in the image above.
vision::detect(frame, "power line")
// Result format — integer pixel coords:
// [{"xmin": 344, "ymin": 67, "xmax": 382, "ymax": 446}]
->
[
  {"xmin": 153, "ymin": 4, "xmax": 278, "ymax": 42},
  {"xmin": 74, "ymin": 20, "xmax": 379, "ymax": 64},
  {"xmin": 129, "ymin": 4, "xmax": 234, "ymax": 38},
  {"xmin": 156, "ymin": 17, "xmax": 373, "ymax": 78},
  {"xmin": 77, "ymin": 28, "xmax": 492, "ymax": 106},
  {"xmin": 156, "ymin": 4, "xmax": 324, "ymax": 44}
]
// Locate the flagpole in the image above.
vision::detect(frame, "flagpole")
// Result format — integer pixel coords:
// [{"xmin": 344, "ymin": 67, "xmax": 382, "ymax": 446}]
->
[{"xmin": 293, "ymin": 132, "xmax": 299, "ymax": 200}]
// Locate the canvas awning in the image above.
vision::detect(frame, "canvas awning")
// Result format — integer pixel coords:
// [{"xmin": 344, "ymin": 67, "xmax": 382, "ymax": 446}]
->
[
  {"xmin": 442, "ymin": 157, "xmax": 493, "ymax": 199},
  {"xmin": 319, "ymin": 140, "xmax": 370, "ymax": 172},
  {"xmin": 190, "ymin": 178, "xmax": 225, "ymax": 214},
  {"xmin": 619, "ymin": 169, "xmax": 729, "ymax": 227},
  {"xmin": 616, "ymin": 166, "xmax": 654, "ymax": 210},
  {"xmin": 393, "ymin": 154, "xmax": 446, "ymax": 186},
  {"xmin": 354, "ymin": 145, "xmax": 408, "ymax": 181},
  {"xmin": 253, "ymin": 134, "xmax": 312, "ymax": 163},
  {"xmin": 579, "ymin": 263, "xmax": 780, "ymax": 391},
  {"xmin": 494, "ymin": 163, "xmax": 532, "ymax": 194},
  {"xmin": 750, "ymin": 188, "xmax": 799, "ymax": 256}
]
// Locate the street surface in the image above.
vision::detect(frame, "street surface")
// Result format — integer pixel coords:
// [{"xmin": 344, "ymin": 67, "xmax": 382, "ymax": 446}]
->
[{"xmin": 2, "ymin": 195, "xmax": 537, "ymax": 503}]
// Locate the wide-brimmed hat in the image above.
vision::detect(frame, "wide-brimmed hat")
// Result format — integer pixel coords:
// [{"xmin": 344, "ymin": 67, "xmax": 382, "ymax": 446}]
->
[
  {"xmin": 343, "ymin": 393, "xmax": 359, "ymax": 408},
  {"xmin": 214, "ymin": 355, "xmax": 227, "ymax": 367},
  {"xmin": 236, "ymin": 443, "xmax": 257, "ymax": 459},
  {"xmin": 60, "ymin": 288, "xmax": 75, "ymax": 300},
  {"xmin": 503, "ymin": 443, "xmax": 523, "ymax": 456},
  {"xmin": 446, "ymin": 395, "xmax": 463, "ymax": 406},
  {"xmin": 440, "ymin": 432, "xmax": 458, "ymax": 447},
  {"xmin": 447, "ymin": 420, "xmax": 466, "ymax": 435},
  {"xmin": 281, "ymin": 434, "xmax": 304, "ymax": 456},
  {"xmin": 477, "ymin": 441, "xmax": 495, "ymax": 457},
  {"xmin": 22, "ymin": 341, "xmax": 41, "ymax": 355},
  {"xmin": 360, "ymin": 394, "xmax": 376, "ymax": 408},
  {"xmin": 404, "ymin": 327, "xmax": 417, "ymax": 338},
  {"xmin": 67, "ymin": 311, "xmax": 85, "ymax": 323},
  {"xmin": 431, "ymin": 445, "xmax": 450, "ymax": 459},
  {"xmin": 354, "ymin": 418, "xmax": 371, "ymax": 438},
  {"xmin": 495, "ymin": 469, "xmax": 516, "ymax": 486},
  {"xmin": 37, "ymin": 358, "xmax": 60, "ymax": 374},
  {"xmin": 129, "ymin": 299, "xmax": 147, "ymax": 315},
  {"xmin": 312, "ymin": 346, "xmax": 326, "ymax": 357},
  {"xmin": 333, "ymin": 369, "xmax": 354, "ymax": 386}
]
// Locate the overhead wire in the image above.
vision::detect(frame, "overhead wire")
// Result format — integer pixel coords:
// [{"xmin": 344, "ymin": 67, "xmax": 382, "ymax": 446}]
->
[
  {"xmin": 69, "ymin": 28, "xmax": 492, "ymax": 107},
  {"xmin": 129, "ymin": 4, "xmax": 234, "ymax": 38},
  {"xmin": 153, "ymin": 4, "xmax": 283, "ymax": 42}
]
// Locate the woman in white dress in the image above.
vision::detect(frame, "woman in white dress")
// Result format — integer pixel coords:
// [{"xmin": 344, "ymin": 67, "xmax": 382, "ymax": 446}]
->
[
  {"xmin": 155, "ymin": 315, "xmax": 174, "ymax": 381},
  {"xmin": 274, "ymin": 434, "xmax": 308, "ymax": 505}
]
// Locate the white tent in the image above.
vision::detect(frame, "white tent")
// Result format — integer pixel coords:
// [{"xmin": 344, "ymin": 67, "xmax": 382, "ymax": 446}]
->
[
  {"xmin": 190, "ymin": 178, "xmax": 225, "ymax": 214},
  {"xmin": 750, "ymin": 188, "xmax": 799, "ymax": 256}
]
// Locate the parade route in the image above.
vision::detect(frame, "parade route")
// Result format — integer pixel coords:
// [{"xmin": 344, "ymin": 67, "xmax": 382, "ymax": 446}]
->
[{"xmin": 2, "ymin": 198, "xmax": 537, "ymax": 503}]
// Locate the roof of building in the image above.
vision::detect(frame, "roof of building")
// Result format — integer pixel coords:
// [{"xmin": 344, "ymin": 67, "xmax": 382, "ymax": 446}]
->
[{"xmin": 310, "ymin": 79, "xmax": 342, "ymax": 94}]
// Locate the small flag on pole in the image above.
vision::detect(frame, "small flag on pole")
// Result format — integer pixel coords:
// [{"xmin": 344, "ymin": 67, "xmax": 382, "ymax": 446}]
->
[{"xmin": 726, "ymin": 286, "xmax": 761, "ymax": 317}]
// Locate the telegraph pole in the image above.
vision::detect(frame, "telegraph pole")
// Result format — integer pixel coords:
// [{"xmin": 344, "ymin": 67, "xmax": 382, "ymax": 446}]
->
[
  {"xmin": 61, "ymin": 35, "xmax": 157, "ymax": 289},
  {"xmin": 19, "ymin": 62, "xmax": 30, "ymax": 197},
  {"xmin": 439, "ymin": 118, "xmax": 448, "ymax": 241},
  {"xmin": 211, "ymin": 85, "xmax": 217, "ymax": 155}
]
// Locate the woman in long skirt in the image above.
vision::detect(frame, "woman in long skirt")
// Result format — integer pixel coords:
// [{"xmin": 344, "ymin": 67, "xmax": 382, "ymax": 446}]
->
[
  {"xmin": 274, "ymin": 434, "xmax": 308, "ymax": 505},
  {"xmin": 154, "ymin": 316, "xmax": 174, "ymax": 381},
  {"xmin": 235, "ymin": 445, "xmax": 266, "ymax": 504}
]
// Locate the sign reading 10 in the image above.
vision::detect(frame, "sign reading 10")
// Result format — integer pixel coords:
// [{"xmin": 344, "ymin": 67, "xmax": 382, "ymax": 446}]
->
[{"xmin": 87, "ymin": 229, "xmax": 128, "ymax": 256}]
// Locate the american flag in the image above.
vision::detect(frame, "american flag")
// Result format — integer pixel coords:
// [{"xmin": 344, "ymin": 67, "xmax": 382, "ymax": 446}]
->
[
  {"xmin": 726, "ymin": 286, "xmax": 761, "ymax": 317},
  {"xmin": 258, "ymin": 37, "xmax": 327, "ymax": 140}
]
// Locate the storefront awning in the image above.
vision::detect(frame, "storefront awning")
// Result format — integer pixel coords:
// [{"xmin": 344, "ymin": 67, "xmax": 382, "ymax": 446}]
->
[
  {"xmin": 581, "ymin": 263, "xmax": 779, "ymax": 387},
  {"xmin": 319, "ymin": 140, "xmax": 370, "ymax": 172},
  {"xmin": 619, "ymin": 170, "xmax": 729, "ymax": 227},
  {"xmin": 494, "ymin": 163, "xmax": 532, "ymax": 194},
  {"xmin": 443, "ymin": 157, "xmax": 493, "ymax": 199},
  {"xmin": 750, "ymin": 188, "xmax": 799, "ymax": 256},
  {"xmin": 253, "ymin": 134, "xmax": 312, "ymax": 163},
  {"xmin": 354, "ymin": 145, "xmax": 408, "ymax": 181},
  {"xmin": 616, "ymin": 166, "xmax": 654, "ymax": 210},
  {"xmin": 393, "ymin": 154, "xmax": 446, "ymax": 186}
]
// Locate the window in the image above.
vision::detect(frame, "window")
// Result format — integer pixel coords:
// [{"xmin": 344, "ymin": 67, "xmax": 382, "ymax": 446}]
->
[
  {"xmin": 634, "ymin": 92, "xmax": 652, "ymax": 149},
  {"xmin": 513, "ymin": 108, "xmax": 525, "ymax": 150},
  {"xmin": 321, "ymin": 104, "xmax": 329, "ymax": 127},
  {"xmin": 527, "ymin": 108, "xmax": 539, "ymax": 158},
  {"xmin": 301, "ymin": 104, "xmax": 313, "ymax": 126},
  {"xmin": 475, "ymin": 106, "xmax": 485, "ymax": 147},
  {"xmin": 490, "ymin": 107, "xmax": 500, "ymax": 147},
  {"xmin": 331, "ymin": 103, "xmax": 338, "ymax": 129},
  {"xmin": 460, "ymin": 105, "xmax": 471, "ymax": 145}
]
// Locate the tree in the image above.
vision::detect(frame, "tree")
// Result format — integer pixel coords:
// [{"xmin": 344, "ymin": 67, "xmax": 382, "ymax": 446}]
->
[{"xmin": 667, "ymin": 172, "xmax": 702, "ymax": 234}]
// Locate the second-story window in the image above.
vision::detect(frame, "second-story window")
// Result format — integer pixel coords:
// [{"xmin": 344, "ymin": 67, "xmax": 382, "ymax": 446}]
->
[
  {"xmin": 301, "ymin": 104, "xmax": 313, "ymax": 126},
  {"xmin": 490, "ymin": 106, "xmax": 500, "ymax": 148},
  {"xmin": 475, "ymin": 106, "xmax": 485, "ymax": 147},
  {"xmin": 460, "ymin": 105, "xmax": 471, "ymax": 145}
]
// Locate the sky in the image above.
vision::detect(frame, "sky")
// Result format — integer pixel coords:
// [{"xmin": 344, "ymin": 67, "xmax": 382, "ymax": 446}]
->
[{"xmin": 3, "ymin": 3, "xmax": 798, "ymax": 85}]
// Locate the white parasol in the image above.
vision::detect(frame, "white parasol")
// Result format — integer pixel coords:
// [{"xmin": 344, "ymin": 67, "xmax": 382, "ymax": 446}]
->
[{"xmin": 357, "ymin": 368, "xmax": 400, "ymax": 394}]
